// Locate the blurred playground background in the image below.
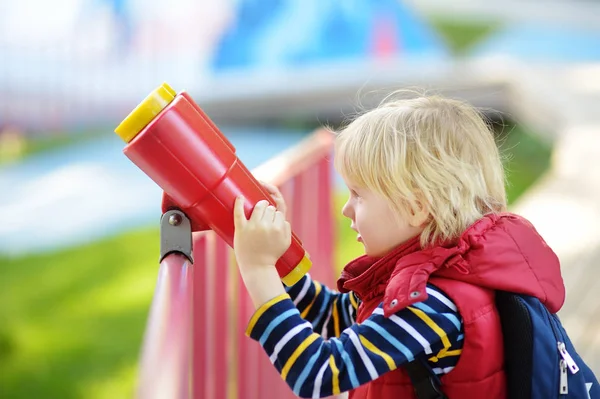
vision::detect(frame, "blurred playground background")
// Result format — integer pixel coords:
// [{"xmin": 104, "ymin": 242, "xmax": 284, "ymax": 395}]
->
[{"xmin": 1, "ymin": 0, "xmax": 599, "ymax": 398}]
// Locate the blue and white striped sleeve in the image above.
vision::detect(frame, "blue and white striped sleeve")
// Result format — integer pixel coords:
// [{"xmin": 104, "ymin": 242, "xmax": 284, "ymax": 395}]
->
[
  {"xmin": 246, "ymin": 284, "xmax": 464, "ymax": 398},
  {"xmin": 285, "ymin": 274, "xmax": 360, "ymax": 338}
]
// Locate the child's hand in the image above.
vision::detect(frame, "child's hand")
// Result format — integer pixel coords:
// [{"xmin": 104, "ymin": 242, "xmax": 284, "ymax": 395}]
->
[
  {"xmin": 233, "ymin": 197, "xmax": 292, "ymax": 270},
  {"xmin": 260, "ymin": 181, "xmax": 287, "ymax": 219}
]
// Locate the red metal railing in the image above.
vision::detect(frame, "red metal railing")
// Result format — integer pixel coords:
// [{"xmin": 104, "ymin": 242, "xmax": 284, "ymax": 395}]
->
[{"xmin": 136, "ymin": 129, "xmax": 337, "ymax": 399}]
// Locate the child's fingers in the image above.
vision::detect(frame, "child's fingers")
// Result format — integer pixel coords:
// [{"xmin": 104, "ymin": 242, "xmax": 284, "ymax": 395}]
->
[
  {"xmin": 261, "ymin": 181, "xmax": 284, "ymax": 202},
  {"xmin": 250, "ymin": 200, "xmax": 269, "ymax": 222},
  {"xmin": 272, "ymin": 196, "xmax": 285, "ymax": 212},
  {"xmin": 263, "ymin": 204, "xmax": 277, "ymax": 222},
  {"xmin": 233, "ymin": 196, "xmax": 248, "ymax": 228},
  {"xmin": 260, "ymin": 180, "xmax": 279, "ymax": 196},
  {"xmin": 274, "ymin": 210, "xmax": 285, "ymax": 224},
  {"xmin": 274, "ymin": 211, "xmax": 288, "ymax": 231},
  {"xmin": 259, "ymin": 181, "xmax": 287, "ymax": 215}
]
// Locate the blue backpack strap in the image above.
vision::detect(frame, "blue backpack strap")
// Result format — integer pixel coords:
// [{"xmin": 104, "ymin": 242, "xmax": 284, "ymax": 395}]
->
[
  {"xmin": 407, "ymin": 290, "xmax": 600, "ymax": 398},
  {"xmin": 495, "ymin": 290, "xmax": 534, "ymax": 398},
  {"xmin": 404, "ymin": 357, "xmax": 448, "ymax": 399},
  {"xmin": 496, "ymin": 291, "xmax": 600, "ymax": 399}
]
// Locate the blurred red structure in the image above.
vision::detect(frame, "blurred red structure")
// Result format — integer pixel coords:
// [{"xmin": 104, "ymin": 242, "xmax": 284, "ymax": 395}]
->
[{"xmin": 136, "ymin": 129, "xmax": 339, "ymax": 399}]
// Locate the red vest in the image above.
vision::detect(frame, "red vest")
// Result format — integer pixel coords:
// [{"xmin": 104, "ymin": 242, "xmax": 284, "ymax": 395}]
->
[{"xmin": 337, "ymin": 213, "xmax": 565, "ymax": 399}]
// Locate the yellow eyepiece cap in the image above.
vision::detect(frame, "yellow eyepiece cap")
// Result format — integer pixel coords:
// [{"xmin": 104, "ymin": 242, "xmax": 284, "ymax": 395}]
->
[
  {"xmin": 114, "ymin": 82, "xmax": 177, "ymax": 143},
  {"xmin": 281, "ymin": 253, "xmax": 313, "ymax": 287}
]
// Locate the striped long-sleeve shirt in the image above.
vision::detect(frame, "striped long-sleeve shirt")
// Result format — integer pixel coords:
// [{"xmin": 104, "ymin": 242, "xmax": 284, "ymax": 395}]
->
[
  {"xmin": 246, "ymin": 274, "xmax": 464, "ymax": 398},
  {"xmin": 285, "ymin": 273, "xmax": 360, "ymax": 339}
]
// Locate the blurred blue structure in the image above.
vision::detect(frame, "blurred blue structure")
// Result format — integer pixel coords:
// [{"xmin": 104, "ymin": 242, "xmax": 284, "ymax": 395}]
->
[
  {"xmin": 0, "ymin": 0, "xmax": 450, "ymax": 133},
  {"xmin": 0, "ymin": 0, "xmax": 455, "ymax": 255},
  {"xmin": 101, "ymin": 0, "xmax": 132, "ymax": 56},
  {"xmin": 211, "ymin": 0, "xmax": 448, "ymax": 71}
]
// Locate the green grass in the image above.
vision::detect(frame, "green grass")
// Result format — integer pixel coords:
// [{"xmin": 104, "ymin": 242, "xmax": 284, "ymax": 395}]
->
[
  {"xmin": 0, "ymin": 123, "xmax": 551, "ymax": 398},
  {"xmin": 428, "ymin": 16, "xmax": 503, "ymax": 55},
  {"xmin": 495, "ymin": 124, "xmax": 553, "ymax": 204},
  {"xmin": 0, "ymin": 229, "xmax": 160, "ymax": 399},
  {"xmin": 0, "ymin": 128, "xmax": 110, "ymax": 166}
]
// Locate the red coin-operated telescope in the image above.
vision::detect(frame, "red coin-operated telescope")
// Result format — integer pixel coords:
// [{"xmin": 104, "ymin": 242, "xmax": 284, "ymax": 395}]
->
[{"xmin": 114, "ymin": 82, "xmax": 312, "ymax": 286}]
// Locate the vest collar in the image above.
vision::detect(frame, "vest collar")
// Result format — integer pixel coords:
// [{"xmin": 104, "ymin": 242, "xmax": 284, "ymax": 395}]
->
[
  {"xmin": 337, "ymin": 236, "xmax": 421, "ymax": 301},
  {"xmin": 339, "ymin": 212, "xmax": 566, "ymax": 318}
]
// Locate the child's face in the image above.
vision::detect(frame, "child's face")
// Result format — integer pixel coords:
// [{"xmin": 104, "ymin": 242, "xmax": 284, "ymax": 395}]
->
[{"xmin": 341, "ymin": 181, "xmax": 424, "ymax": 257}]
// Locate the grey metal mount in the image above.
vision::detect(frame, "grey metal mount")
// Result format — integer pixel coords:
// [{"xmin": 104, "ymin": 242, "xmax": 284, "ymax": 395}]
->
[{"xmin": 159, "ymin": 209, "xmax": 194, "ymax": 264}]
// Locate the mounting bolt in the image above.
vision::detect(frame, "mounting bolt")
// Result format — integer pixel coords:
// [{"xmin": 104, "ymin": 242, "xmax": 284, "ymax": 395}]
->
[{"xmin": 169, "ymin": 213, "xmax": 182, "ymax": 226}]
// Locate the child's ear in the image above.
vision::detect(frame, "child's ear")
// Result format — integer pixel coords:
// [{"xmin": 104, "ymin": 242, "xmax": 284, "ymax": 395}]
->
[{"xmin": 408, "ymin": 198, "xmax": 429, "ymax": 227}]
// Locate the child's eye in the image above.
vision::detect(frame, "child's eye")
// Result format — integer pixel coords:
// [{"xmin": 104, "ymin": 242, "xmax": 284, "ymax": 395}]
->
[{"xmin": 350, "ymin": 190, "xmax": 359, "ymax": 198}]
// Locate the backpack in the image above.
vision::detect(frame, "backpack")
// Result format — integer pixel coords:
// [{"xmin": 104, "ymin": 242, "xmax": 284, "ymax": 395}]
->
[{"xmin": 404, "ymin": 291, "xmax": 600, "ymax": 399}]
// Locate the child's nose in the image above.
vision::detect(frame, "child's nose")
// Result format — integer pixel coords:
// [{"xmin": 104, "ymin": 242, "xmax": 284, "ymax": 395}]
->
[{"xmin": 341, "ymin": 200, "xmax": 353, "ymax": 219}]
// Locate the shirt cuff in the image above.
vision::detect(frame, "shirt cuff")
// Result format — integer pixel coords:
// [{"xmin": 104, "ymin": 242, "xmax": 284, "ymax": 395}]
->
[{"xmin": 245, "ymin": 293, "xmax": 296, "ymax": 339}]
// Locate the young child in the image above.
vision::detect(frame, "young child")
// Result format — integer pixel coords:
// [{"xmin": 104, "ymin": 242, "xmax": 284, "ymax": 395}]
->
[{"xmin": 232, "ymin": 94, "xmax": 565, "ymax": 399}]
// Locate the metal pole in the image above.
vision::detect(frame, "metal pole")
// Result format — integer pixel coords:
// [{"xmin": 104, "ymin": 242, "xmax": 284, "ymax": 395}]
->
[{"xmin": 137, "ymin": 209, "xmax": 194, "ymax": 399}]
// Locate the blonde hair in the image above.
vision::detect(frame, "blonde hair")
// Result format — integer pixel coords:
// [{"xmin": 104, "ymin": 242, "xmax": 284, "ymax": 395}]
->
[{"xmin": 334, "ymin": 92, "xmax": 507, "ymax": 248}]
